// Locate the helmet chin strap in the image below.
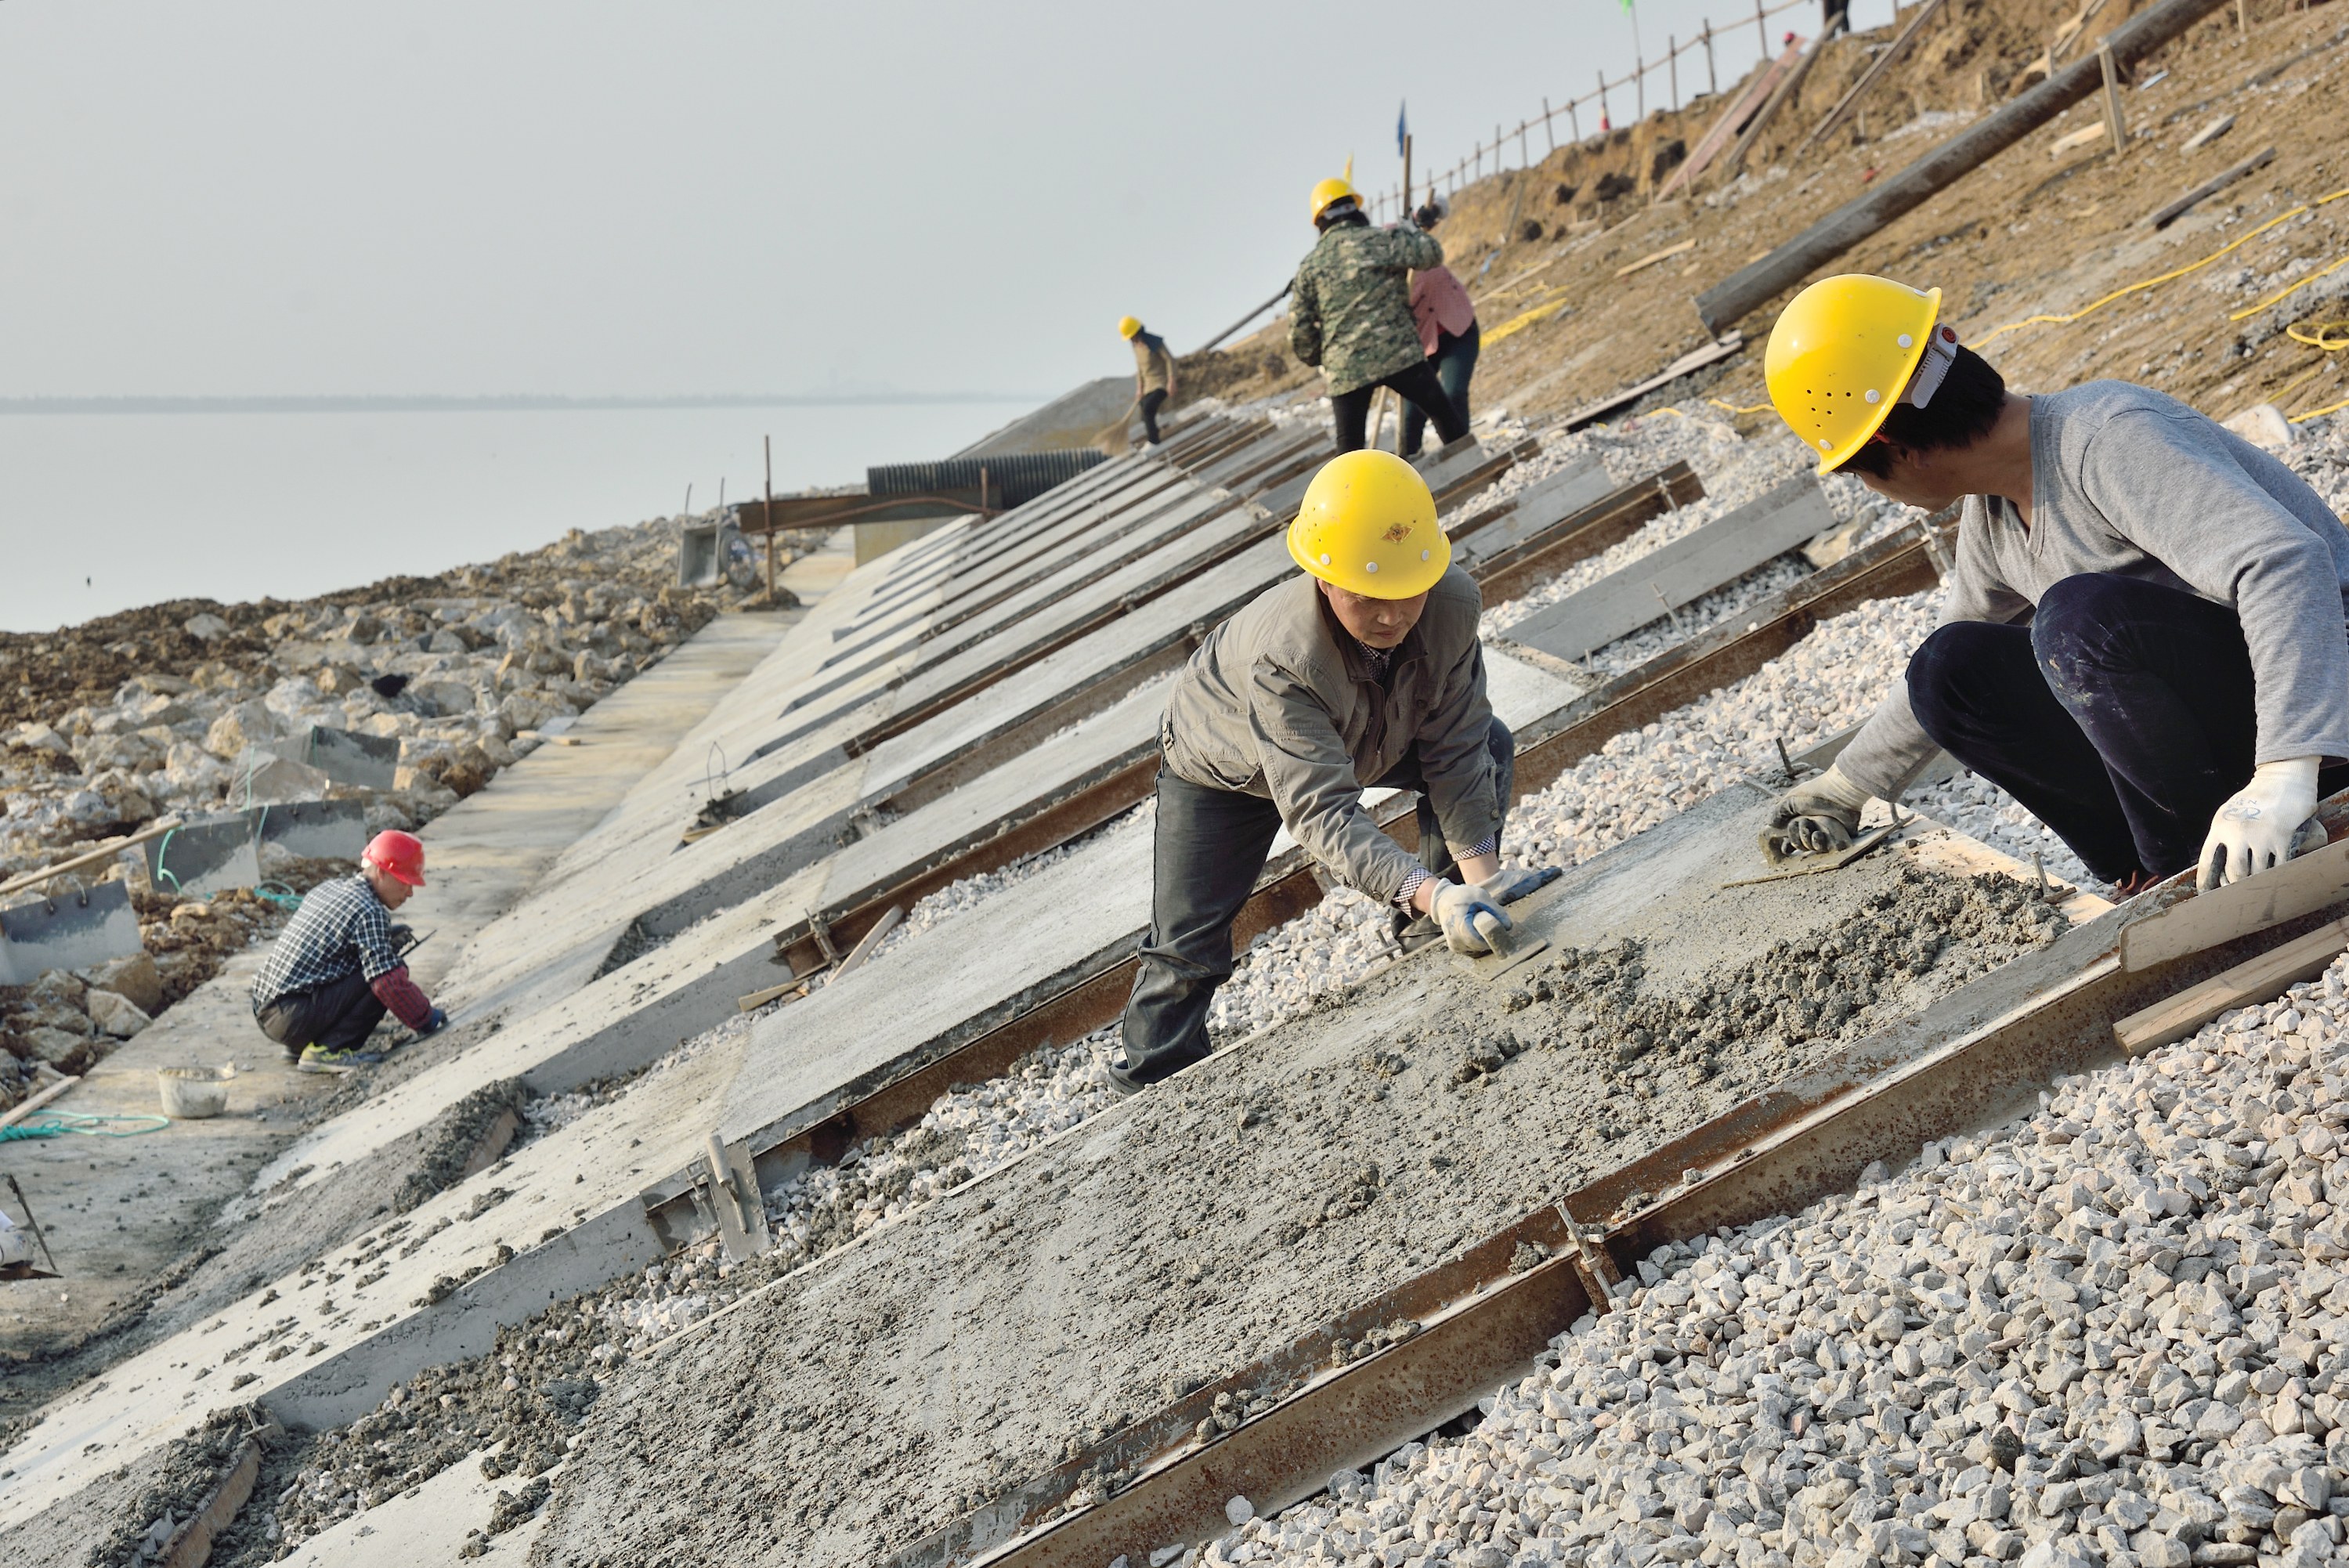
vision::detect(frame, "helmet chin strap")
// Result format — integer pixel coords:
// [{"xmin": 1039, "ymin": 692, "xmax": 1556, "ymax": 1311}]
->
[{"xmin": 1902, "ymin": 323, "xmax": 1961, "ymax": 409}]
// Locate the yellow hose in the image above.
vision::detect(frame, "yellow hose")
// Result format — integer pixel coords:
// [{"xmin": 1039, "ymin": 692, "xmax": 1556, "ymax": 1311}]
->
[{"xmin": 1972, "ymin": 187, "xmax": 2349, "ymax": 349}]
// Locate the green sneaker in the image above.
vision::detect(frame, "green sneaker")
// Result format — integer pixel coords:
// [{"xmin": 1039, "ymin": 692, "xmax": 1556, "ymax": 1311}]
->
[{"xmin": 298, "ymin": 1042, "xmax": 386, "ymax": 1074}]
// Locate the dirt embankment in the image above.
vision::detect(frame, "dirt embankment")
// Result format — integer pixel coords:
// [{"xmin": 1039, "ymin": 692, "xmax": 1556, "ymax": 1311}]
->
[{"xmin": 1182, "ymin": 1, "xmax": 2349, "ymax": 438}]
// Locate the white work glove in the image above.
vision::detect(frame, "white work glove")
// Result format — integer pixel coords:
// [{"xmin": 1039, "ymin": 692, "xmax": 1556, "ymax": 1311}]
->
[
  {"xmin": 0, "ymin": 1213, "xmax": 27, "ymax": 1270},
  {"xmin": 2198, "ymin": 757, "xmax": 2321, "ymax": 891},
  {"xmin": 1429, "ymin": 878, "xmax": 1511, "ymax": 955},
  {"xmin": 1476, "ymin": 864, "xmax": 1558, "ymax": 905},
  {"xmin": 1762, "ymin": 764, "xmax": 1874, "ymax": 862}
]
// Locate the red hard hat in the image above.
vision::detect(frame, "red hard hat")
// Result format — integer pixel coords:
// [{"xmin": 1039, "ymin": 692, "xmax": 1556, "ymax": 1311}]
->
[{"xmin": 363, "ymin": 829, "xmax": 427, "ymax": 888}]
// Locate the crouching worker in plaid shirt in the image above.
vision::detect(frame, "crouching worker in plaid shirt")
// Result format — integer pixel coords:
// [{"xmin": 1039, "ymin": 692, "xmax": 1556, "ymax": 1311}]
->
[{"xmin": 251, "ymin": 829, "xmax": 447, "ymax": 1073}]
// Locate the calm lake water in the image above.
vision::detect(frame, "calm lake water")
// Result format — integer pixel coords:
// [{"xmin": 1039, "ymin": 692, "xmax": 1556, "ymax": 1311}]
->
[{"xmin": 0, "ymin": 399, "xmax": 1028, "ymax": 633}]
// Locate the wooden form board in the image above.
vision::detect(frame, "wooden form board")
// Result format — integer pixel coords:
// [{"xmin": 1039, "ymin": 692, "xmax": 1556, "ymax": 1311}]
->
[
  {"xmin": 1503, "ymin": 475, "xmax": 1835, "ymax": 664},
  {"xmin": 2120, "ymin": 834, "xmax": 2349, "ymax": 971},
  {"xmin": 2114, "ymin": 917, "xmax": 2349, "ymax": 1054}
]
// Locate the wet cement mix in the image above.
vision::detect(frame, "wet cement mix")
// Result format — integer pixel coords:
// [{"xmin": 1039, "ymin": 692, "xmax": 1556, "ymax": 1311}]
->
[{"xmin": 526, "ymin": 854, "xmax": 2067, "ymax": 1566}]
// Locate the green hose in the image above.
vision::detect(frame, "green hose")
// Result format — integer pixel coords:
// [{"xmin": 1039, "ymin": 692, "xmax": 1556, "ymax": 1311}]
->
[{"xmin": 2, "ymin": 1111, "xmax": 171, "ymax": 1140}]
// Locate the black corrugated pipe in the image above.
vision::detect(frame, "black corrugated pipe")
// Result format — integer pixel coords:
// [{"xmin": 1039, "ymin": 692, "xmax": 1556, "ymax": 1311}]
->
[{"xmin": 866, "ymin": 450, "xmax": 1106, "ymax": 511}]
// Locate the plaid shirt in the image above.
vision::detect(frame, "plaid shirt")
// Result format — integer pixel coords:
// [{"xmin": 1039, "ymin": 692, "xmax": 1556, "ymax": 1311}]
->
[{"xmin": 251, "ymin": 876, "xmax": 402, "ymax": 1014}]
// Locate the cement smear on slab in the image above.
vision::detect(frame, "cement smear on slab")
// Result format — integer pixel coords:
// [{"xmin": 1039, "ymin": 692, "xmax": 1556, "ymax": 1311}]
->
[{"xmin": 528, "ymin": 839, "xmax": 2065, "ymax": 1566}]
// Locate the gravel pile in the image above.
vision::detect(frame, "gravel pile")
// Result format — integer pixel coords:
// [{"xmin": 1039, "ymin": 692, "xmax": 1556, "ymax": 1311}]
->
[{"xmin": 1193, "ymin": 949, "xmax": 2349, "ymax": 1568}]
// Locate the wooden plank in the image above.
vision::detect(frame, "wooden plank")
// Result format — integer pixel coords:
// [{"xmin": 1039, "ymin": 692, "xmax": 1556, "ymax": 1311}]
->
[
  {"xmin": 2143, "ymin": 146, "xmax": 2275, "ymax": 228},
  {"xmin": 1694, "ymin": 0, "xmax": 2232, "ymax": 334},
  {"xmin": 1614, "ymin": 239, "xmax": 1697, "ymax": 280},
  {"xmin": 1718, "ymin": 29, "xmax": 1828, "ymax": 182},
  {"xmin": 0, "ymin": 817, "xmax": 182, "ymax": 901},
  {"xmin": 2121, "ymin": 833, "xmax": 2349, "ymax": 971},
  {"xmin": 1505, "ymin": 476, "xmax": 1834, "ymax": 663},
  {"xmin": 835, "ymin": 905, "xmax": 904, "ymax": 977},
  {"xmin": 1657, "ymin": 40, "xmax": 1803, "ymax": 200},
  {"xmin": 2180, "ymin": 113, "xmax": 2236, "ymax": 153},
  {"xmin": 1559, "ymin": 333, "xmax": 1746, "ymax": 431},
  {"xmin": 2114, "ymin": 917, "xmax": 2349, "ymax": 1053},
  {"xmin": 1796, "ymin": 0, "xmax": 1953, "ymax": 157}
]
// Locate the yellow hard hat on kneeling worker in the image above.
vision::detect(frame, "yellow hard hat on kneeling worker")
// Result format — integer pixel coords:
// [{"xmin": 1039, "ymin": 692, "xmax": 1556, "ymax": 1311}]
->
[
  {"xmin": 1764, "ymin": 273, "xmax": 1944, "ymax": 474},
  {"xmin": 1288, "ymin": 451, "xmax": 1448, "ymax": 599},
  {"xmin": 1308, "ymin": 176, "xmax": 1359, "ymax": 223},
  {"xmin": 1118, "ymin": 316, "xmax": 1143, "ymax": 339}
]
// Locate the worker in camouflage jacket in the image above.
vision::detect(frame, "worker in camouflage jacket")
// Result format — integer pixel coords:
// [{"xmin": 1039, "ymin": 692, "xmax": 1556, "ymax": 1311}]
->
[{"xmin": 1289, "ymin": 176, "xmax": 1472, "ymax": 456}]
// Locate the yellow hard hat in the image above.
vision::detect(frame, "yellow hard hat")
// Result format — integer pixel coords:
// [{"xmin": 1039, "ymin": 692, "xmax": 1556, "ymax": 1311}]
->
[
  {"xmin": 1764, "ymin": 274, "xmax": 1943, "ymax": 474},
  {"xmin": 1308, "ymin": 176, "xmax": 1360, "ymax": 224},
  {"xmin": 1288, "ymin": 450, "xmax": 1449, "ymax": 598},
  {"xmin": 1118, "ymin": 316, "xmax": 1143, "ymax": 339}
]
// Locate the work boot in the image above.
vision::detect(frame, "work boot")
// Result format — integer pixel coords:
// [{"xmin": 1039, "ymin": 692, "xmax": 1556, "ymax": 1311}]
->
[
  {"xmin": 1106, "ymin": 1054, "xmax": 1145, "ymax": 1099},
  {"xmin": 298, "ymin": 1042, "xmax": 388, "ymax": 1075}
]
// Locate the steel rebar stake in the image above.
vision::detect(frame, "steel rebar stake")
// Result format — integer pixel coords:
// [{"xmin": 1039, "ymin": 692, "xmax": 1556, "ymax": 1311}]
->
[{"xmin": 6, "ymin": 1172, "xmax": 58, "ymax": 1272}]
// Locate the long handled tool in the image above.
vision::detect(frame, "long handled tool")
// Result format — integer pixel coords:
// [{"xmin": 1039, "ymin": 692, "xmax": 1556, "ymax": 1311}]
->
[
  {"xmin": 5, "ymin": 1172, "xmax": 59, "ymax": 1274},
  {"xmin": 1090, "ymin": 397, "xmax": 1142, "ymax": 458}
]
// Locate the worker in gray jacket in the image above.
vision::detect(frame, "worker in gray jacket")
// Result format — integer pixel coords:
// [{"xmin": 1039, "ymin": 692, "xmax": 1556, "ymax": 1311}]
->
[
  {"xmin": 1761, "ymin": 273, "xmax": 2349, "ymax": 894},
  {"xmin": 1113, "ymin": 450, "xmax": 1538, "ymax": 1094}
]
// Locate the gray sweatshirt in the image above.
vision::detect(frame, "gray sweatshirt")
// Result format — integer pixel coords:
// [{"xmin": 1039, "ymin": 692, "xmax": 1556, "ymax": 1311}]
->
[
  {"xmin": 1838, "ymin": 381, "xmax": 2349, "ymax": 800},
  {"xmin": 1162, "ymin": 567, "xmax": 1498, "ymax": 902}
]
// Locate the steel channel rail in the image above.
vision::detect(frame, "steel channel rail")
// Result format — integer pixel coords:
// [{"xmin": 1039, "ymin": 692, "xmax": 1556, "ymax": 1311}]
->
[{"xmin": 909, "ymin": 883, "xmax": 2349, "ymax": 1568}]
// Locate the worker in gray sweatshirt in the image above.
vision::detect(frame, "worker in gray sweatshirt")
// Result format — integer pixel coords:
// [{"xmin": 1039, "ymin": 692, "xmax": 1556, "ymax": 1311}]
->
[{"xmin": 1759, "ymin": 273, "xmax": 2349, "ymax": 894}]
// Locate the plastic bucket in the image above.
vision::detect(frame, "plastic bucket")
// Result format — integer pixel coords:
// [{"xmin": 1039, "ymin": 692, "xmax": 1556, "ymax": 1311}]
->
[{"xmin": 158, "ymin": 1064, "xmax": 236, "ymax": 1119}]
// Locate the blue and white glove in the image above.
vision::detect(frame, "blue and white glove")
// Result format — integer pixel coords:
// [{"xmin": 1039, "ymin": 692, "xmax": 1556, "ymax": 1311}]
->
[{"xmin": 1430, "ymin": 879, "xmax": 1511, "ymax": 956}]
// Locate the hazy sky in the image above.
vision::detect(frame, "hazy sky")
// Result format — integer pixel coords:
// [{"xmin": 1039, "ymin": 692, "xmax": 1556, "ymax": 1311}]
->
[{"xmin": 1, "ymin": 1, "xmax": 1895, "ymax": 404}]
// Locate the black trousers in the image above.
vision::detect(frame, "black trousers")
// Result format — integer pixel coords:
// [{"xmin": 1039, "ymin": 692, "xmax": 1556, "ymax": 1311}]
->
[
  {"xmin": 1906, "ymin": 572, "xmax": 2349, "ymax": 883},
  {"xmin": 1116, "ymin": 718, "xmax": 1514, "ymax": 1087},
  {"xmin": 1401, "ymin": 323, "xmax": 1480, "ymax": 459},
  {"xmin": 255, "ymin": 971, "xmax": 385, "ymax": 1058},
  {"xmin": 1329, "ymin": 359, "xmax": 1469, "ymax": 454},
  {"xmin": 1139, "ymin": 388, "xmax": 1168, "ymax": 445}
]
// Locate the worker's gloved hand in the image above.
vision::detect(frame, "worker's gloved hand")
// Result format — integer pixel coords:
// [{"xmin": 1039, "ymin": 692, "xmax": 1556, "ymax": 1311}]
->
[
  {"xmin": 415, "ymin": 1006, "xmax": 448, "ymax": 1038},
  {"xmin": 1476, "ymin": 864, "xmax": 1561, "ymax": 906},
  {"xmin": 2198, "ymin": 757, "xmax": 2322, "ymax": 891},
  {"xmin": 388, "ymin": 923, "xmax": 416, "ymax": 952},
  {"xmin": 1430, "ymin": 879, "xmax": 1511, "ymax": 955},
  {"xmin": 1761, "ymin": 764, "xmax": 1874, "ymax": 862}
]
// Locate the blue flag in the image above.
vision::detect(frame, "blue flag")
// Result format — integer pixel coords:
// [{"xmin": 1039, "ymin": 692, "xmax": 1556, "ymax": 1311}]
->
[{"xmin": 1397, "ymin": 102, "xmax": 1408, "ymax": 157}]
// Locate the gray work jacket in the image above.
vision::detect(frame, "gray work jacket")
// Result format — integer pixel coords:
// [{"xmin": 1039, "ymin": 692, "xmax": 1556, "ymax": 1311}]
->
[{"xmin": 1160, "ymin": 566, "xmax": 1499, "ymax": 901}]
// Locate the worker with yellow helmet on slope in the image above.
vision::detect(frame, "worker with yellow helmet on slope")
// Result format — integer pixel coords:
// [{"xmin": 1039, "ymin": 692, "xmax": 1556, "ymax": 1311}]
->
[
  {"xmin": 1762, "ymin": 273, "xmax": 2349, "ymax": 896},
  {"xmin": 1111, "ymin": 450, "xmax": 1546, "ymax": 1095},
  {"xmin": 1291, "ymin": 176, "xmax": 1473, "ymax": 455},
  {"xmin": 1118, "ymin": 315, "xmax": 1176, "ymax": 446}
]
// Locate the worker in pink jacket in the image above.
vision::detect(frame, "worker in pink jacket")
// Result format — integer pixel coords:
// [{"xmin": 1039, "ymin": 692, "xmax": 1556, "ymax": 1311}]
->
[{"xmin": 1402, "ymin": 195, "xmax": 1480, "ymax": 460}]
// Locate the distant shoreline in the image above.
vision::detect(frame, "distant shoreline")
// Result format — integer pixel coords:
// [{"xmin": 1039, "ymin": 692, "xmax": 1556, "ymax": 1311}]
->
[{"xmin": 0, "ymin": 392, "xmax": 1046, "ymax": 415}]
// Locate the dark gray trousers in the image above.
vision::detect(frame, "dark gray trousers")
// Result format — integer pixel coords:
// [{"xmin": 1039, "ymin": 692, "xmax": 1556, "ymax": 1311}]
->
[
  {"xmin": 255, "ymin": 971, "xmax": 385, "ymax": 1059},
  {"xmin": 1115, "ymin": 718, "xmax": 1513, "ymax": 1089}
]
